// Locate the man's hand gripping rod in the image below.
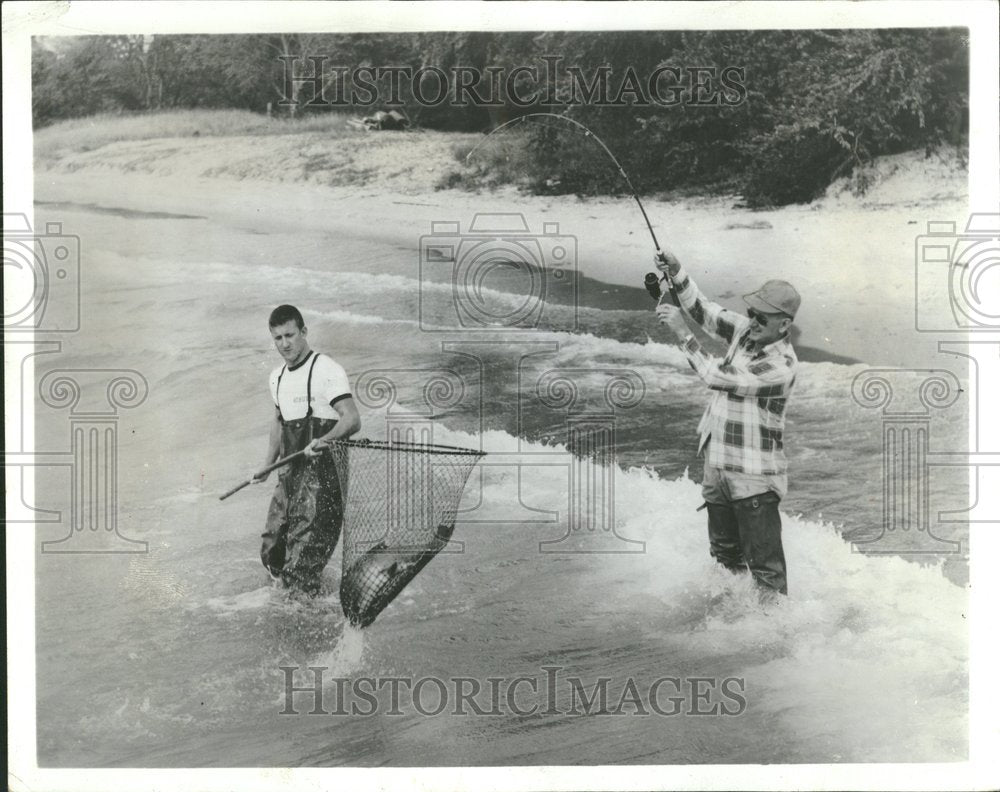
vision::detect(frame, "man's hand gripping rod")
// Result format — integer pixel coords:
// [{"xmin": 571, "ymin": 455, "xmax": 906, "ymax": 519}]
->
[
  {"xmin": 644, "ymin": 265, "xmax": 681, "ymax": 307},
  {"xmin": 647, "ymin": 250, "xmax": 695, "ymax": 342}
]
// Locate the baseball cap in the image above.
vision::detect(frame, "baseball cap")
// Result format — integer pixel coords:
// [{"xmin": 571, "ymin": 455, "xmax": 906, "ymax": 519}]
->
[{"xmin": 743, "ymin": 280, "xmax": 801, "ymax": 318}]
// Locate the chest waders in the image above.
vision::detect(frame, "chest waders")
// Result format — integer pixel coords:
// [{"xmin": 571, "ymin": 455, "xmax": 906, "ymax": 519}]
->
[{"xmin": 260, "ymin": 353, "xmax": 345, "ymax": 595}]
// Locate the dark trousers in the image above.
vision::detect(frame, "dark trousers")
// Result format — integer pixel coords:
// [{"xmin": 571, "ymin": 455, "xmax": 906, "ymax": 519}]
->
[
  {"xmin": 261, "ymin": 455, "xmax": 343, "ymax": 595},
  {"xmin": 706, "ymin": 492, "xmax": 788, "ymax": 596}
]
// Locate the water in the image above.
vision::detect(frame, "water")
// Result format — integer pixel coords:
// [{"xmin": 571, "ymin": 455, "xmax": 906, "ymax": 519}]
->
[{"xmin": 32, "ymin": 200, "xmax": 968, "ymax": 767}]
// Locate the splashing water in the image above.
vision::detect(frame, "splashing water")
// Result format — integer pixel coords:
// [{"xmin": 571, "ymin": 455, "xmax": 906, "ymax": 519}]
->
[{"xmin": 313, "ymin": 624, "xmax": 367, "ymax": 677}]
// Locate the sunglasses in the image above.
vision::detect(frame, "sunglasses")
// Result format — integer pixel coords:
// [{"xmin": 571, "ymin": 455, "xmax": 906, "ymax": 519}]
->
[
  {"xmin": 747, "ymin": 308, "xmax": 787, "ymax": 327},
  {"xmin": 747, "ymin": 309, "xmax": 783, "ymax": 327}
]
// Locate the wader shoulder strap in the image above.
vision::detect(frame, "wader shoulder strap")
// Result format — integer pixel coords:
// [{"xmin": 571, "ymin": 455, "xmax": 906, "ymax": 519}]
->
[
  {"xmin": 275, "ymin": 365, "xmax": 288, "ymax": 421},
  {"xmin": 304, "ymin": 352, "xmax": 321, "ymax": 418}
]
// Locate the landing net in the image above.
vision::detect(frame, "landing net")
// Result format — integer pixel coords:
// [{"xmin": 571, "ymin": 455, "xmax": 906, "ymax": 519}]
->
[{"xmin": 329, "ymin": 438, "xmax": 485, "ymax": 627}]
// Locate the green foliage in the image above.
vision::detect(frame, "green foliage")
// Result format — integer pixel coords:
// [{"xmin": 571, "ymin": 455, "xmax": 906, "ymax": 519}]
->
[
  {"xmin": 503, "ymin": 30, "xmax": 968, "ymax": 206},
  {"xmin": 442, "ymin": 131, "xmax": 538, "ymax": 190},
  {"xmin": 742, "ymin": 125, "xmax": 845, "ymax": 207},
  {"xmin": 32, "ymin": 29, "xmax": 968, "ymax": 206}
]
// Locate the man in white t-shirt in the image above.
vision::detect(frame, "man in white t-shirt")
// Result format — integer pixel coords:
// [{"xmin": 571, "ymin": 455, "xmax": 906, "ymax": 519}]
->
[{"xmin": 252, "ymin": 304, "xmax": 361, "ymax": 595}]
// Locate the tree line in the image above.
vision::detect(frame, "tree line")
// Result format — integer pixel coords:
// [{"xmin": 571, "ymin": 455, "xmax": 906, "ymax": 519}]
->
[{"xmin": 32, "ymin": 30, "xmax": 968, "ymax": 206}]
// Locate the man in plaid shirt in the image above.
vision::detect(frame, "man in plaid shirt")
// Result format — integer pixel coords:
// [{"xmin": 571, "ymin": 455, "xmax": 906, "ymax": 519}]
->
[{"xmin": 654, "ymin": 250, "xmax": 800, "ymax": 597}]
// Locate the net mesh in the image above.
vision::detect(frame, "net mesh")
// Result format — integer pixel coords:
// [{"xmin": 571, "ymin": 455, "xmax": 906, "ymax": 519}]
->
[{"xmin": 329, "ymin": 438, "xmax": 484, "ymax": 627}]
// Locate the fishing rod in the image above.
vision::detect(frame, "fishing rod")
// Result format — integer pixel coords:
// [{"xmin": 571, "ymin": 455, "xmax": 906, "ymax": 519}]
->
[{"xmin": 465, "ymin": 112, "xmax": 679, "ymax": 306}]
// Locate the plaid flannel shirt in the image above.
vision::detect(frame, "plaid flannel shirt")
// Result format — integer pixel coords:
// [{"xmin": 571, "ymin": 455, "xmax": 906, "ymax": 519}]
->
[{"xmin": 672, "ymin": 266, "xmax": 797, "ymax": 475}]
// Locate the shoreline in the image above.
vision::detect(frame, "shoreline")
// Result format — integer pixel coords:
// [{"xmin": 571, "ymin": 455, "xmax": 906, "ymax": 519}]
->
[
  {"xmin": 32, "ymin": 197, "xmax": 861, "ymax": 367},
  {"xmin": 34, "ymin": 138, "xmax": 968, "ymax": 368}
]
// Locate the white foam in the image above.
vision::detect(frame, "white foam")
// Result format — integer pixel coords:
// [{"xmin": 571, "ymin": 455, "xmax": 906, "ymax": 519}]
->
[
  {"xmin": 204, "ymin": 585, "xmax": 276, "ymax": 614},
  {"xmin": 427, "ymin": 424, "xmax": 967, "ymax": 760},
  {"xmin": 313, "ymin": 624, "xmax": 367, "ymax": 677}
]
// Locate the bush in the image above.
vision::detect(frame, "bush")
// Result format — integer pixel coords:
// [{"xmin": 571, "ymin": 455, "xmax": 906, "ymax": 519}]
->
[
  {"xmin": 458, "ymin": 29, "xmax": 969, "ymax": 206},
  {"xmin": 742, "ymin": 126, "xmax": 847, "ymax": 207}
]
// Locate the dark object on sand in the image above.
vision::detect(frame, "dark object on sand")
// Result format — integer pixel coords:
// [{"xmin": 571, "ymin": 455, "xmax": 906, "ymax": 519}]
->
[{"xmin": 362, "ymin": 110, "xmax": 410, "ymax": 131}]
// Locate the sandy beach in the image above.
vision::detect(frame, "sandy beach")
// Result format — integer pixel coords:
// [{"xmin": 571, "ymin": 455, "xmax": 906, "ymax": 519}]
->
[{"xmin": 35, "ymin": 130, "xmax": 969, "ymax": 368}]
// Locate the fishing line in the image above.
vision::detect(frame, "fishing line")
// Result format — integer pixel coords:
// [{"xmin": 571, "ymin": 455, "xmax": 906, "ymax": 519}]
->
[{"xmin": 464, "ymin": 112, "xmax": 677, "ymax": 304}]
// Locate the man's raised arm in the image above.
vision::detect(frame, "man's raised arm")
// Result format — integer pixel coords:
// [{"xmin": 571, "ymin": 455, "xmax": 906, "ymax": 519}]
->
[
  {"xmin": 684, "ymin": 342, "xmax": 796, "ymax": 398},
  {"xmin": 656, "ymin": 250, "xmax": 748, "ymax": 346}
]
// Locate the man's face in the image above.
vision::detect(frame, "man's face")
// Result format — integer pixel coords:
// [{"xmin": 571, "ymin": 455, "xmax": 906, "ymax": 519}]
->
[
  {"xmin": 747, "ymin": 309, "xmax": 791, "ymax": 346},
  {"xmin": 271, "ymin": 320, "xmax": 309, "ymax": 364}
]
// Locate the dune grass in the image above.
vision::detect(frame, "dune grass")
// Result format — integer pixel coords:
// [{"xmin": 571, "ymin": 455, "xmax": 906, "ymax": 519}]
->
[
  {"xmin": 438, "ymin": 130, "xmax": 540, "ymax": 192},
  {"xmin": 34, "ymin": 109, "xmax": 361, "ymax": 160}
]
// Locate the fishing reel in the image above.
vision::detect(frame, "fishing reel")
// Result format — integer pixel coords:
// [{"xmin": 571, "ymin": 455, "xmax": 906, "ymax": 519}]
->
[
  {"xmin": 644, "ymin": 271, "xmax": 682, "ymax": 307},
  {"xmin": 644, "ymin": 272, "xmax": 663, "ymax": 301}
]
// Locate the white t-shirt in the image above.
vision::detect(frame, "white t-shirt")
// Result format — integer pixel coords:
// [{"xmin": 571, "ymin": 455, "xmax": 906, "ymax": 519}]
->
[{"xmin": 269, "ymin": 351, "xmax": 352, "ymax": 421}]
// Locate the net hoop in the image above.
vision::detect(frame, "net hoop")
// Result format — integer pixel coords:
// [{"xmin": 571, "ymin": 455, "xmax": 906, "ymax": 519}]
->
[{"xmin": 332, "ymin": 438, "xmax": 486, "ymax": 458}]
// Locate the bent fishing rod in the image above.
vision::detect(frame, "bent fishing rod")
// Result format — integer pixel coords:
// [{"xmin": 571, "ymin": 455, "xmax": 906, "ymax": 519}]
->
[{"xmin": 465, "ymin": 112, "xmax": 679, "ymax": 306}]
